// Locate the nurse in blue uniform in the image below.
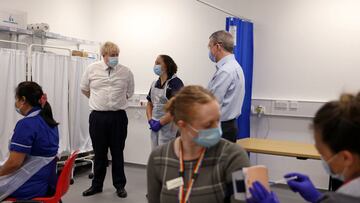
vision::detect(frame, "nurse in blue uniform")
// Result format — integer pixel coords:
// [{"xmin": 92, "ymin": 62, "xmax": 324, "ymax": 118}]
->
[
  {"xmin": 146, "ymin": 55, "xmax": 184, "ymax": 150},
  {"xmin": 0, "ymin": 81, "xmax": 59, "ymax": 200}
]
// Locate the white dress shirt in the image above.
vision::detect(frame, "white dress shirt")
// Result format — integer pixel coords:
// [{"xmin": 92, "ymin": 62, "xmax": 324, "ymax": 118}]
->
[
  {"xmin": 207, "ymin": 54, "xmax": 245, "ymax": 121},
  {"xmin": 80, "ymin": 60, "xmax": 135, "ymax": 111}
]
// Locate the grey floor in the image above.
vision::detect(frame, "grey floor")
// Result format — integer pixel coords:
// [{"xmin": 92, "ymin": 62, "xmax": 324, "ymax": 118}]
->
[{"xmin": 63, "ymin": 164, "xmax": 307, "ymax": 203}]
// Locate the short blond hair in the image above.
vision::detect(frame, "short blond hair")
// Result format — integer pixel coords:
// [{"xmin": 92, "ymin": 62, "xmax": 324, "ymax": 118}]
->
[
  {"xmin": 165, "ymin": 85, "xmax": 216, "ymax": 123},
  {"xmin": 100, "ymin": 41, "xmax": 120, "ymax": 56}
]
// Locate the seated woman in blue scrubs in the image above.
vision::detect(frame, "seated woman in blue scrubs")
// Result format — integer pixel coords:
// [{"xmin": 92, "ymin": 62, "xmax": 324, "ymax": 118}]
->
[
  {"xmin": 247, "ymin": 92, "xmax": 360, "ymax": 203},
  {"xmin": 0, "ymin": 81, "xmax": 59, "ymax": 200}
]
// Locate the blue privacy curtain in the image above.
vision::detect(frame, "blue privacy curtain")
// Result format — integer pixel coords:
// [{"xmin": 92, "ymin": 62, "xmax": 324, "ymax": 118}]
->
[{"xmin": 226, "ymin": 17, "xmax": 254, "ymax": 139}]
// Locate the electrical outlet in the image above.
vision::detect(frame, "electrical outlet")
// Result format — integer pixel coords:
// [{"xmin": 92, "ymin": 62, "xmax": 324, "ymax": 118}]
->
[{"xmin": 254, "ymin": 105, "xmax": 265, "ymax": 117}]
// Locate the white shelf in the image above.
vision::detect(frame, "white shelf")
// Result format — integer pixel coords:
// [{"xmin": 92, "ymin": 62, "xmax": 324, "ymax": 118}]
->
[
  {"xmin": 0, "ymin": 25, "xmax": 32, "ymax": 35},
  {"xmin": 0, "ymin": 25, "xmax": 99, "ymax": 46},
  {"xmin": 38, "ymin": 31, "xmax": 100, "ymax": 45}
]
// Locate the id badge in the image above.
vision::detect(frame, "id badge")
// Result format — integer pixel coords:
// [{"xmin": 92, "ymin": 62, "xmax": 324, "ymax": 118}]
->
[{"xmin": 166, "ymin": 177, "xmax": 184, "ymax": 190}]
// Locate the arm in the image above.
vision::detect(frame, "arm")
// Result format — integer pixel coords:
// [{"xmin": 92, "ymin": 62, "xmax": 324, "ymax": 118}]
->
[
  {"xmin": 159, "ymin": 113, "xmax": 173, "ymax": 126},
  {"xmin": 4, "ymin": 120, "xmax": 34, "ymax": 176},
  {"xmin": 80, "ymin": 65, "xmax": 90, "ymax": 98},
  {"xmin": 147, "ymin": 150, "xmax": 162, "ymax": 203},
  {"xmin": 82, "ymin": 89, "xmax": 90, "ymax": 98},
  {"xmin": 127, "ymin": 70, "xmax": 135, "ymax": 99},
  {"xmin": 0, "ymin": 151, "xmax": 26, "ymax": 176},
  {"xmin": 224, "ymin": 144, "xmax": 250, "ymax": 203},
  {"xmin": 208, "ymin": 71, "xmax": 232, "ymax": 106},
  {"xmin": 146, "ymin": 101, "xmax": 153, "ymax": 121}
]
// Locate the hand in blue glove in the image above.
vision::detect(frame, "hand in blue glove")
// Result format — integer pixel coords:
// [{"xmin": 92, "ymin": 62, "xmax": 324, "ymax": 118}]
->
[
  {"xmin": 150, "ymin": 119, "xmax": 163, "ymax": 132},
  {"xmin": 247, "ymin": 181, "xmax": 280, "ymax": 203},
  {"xmin": 148, "ymin": 119, "xmax": 156, "ymax": 129},
  {"xmin": 284, "ymin": 172, "xmax": 322, "ymax": 203}
]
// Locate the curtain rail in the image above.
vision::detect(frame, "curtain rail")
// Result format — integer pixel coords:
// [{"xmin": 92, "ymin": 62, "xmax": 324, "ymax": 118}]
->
[
  {"xmin": 195, "ymin": 0, "xmax": 252, "ymax": 22},
  {"xmin": 0, "ymin": 39, "xmax": 28, "ymax": 47},
  {"xmin": 27, "ymin": 44, "xmax": 72, "ymax": 81}
]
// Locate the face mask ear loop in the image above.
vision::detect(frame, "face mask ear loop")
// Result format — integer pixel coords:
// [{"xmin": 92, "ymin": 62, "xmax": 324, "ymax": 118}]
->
[{"xmin": 187, "ymin": 124, "xmax": 199, "ymax": 133}]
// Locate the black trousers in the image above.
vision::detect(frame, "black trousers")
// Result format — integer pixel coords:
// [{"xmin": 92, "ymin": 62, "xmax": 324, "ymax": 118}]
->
[
  {"xmin": 221, "ymin": 119, "xmax": 238, "ymax": 143},
  {"xmin": 89, "ymin": 110, "xmax": 128, "ymax": 189}
]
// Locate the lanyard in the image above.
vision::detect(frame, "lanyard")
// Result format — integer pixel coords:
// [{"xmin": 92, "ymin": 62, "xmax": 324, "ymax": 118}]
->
[{"xmin": 178, "ymin": 140, "xmax": 206, "ymax": 203}]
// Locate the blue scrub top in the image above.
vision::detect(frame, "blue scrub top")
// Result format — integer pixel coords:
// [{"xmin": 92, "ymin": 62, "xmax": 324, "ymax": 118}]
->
[
  {"xmin": 146, "ymin": 76, "xmax": 184, "ymax": 102},
  {"xmin": 9, "ymin": 107, "xmax": 59, "ymax": 200}
]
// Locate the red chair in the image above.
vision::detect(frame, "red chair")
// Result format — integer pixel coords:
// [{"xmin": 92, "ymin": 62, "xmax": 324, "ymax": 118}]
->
[{"xmin": 6, "ymin": 150, "xmax": 79, "ymax": 203}]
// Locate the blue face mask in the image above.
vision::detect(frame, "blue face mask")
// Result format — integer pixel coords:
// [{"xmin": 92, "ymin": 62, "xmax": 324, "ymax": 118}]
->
[
  {"xmin": 189, "ymin": 124, "xmax": 222, "ymax": 148},
  {"xmin": 320, "ymin": 154, "xmax": 346, "ymax": 181},
  {"xmin": 153, "ymin": 65, "xmax": 162, "ymax": 76},
  {"xmin": 108, "ymin": 57, "xmax": 119, "ymax": 68},
  {"xmin": 15, "ymin": 103, "xmax": 23, "ymax": 116},
  {"xmin": 208, "ymin": 50, "xmax": 216, "ymax": 63}
]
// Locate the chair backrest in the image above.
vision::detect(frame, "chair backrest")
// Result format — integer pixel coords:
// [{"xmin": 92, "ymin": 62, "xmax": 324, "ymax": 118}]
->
[{"xmin": 54, "ymin": 150, "xmax": 78, "ymax": 199}]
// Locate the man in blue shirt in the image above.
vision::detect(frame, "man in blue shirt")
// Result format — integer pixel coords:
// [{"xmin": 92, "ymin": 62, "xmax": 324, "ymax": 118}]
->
[{"xmin": 207, "ymin": 30, "xmax": 245, "ymax": 142}]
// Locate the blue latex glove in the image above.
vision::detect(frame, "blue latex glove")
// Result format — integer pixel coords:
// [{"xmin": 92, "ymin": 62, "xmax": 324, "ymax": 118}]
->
[
  {"xmin": 284, "ymin": 173, "xmax": 322, "ymax": 203},
  {"xmin": 150, "ymin": 119, "xmax": 162, "ymax": 132},
  {"xmin": 148, "ymin": 119, "xmax": 156, "ymax": 129},
  {"xmin": 247, "ymin": 181, "xmax": 280, "ymax": 203}
]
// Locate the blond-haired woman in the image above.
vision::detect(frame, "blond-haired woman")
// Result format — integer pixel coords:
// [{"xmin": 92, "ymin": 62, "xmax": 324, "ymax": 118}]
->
[{"xmin": 147, "ymin": 85, "xmax": 250, "ymax": 203}]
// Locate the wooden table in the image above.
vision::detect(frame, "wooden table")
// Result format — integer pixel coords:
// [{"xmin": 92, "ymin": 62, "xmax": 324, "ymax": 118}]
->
[
  {"xmin": 236, "ymin": 138, "xmax": 342, "ymax": 190},
  {"xmin": 237, "ymin": 138, "xmax": 320, "ymax": 160}
]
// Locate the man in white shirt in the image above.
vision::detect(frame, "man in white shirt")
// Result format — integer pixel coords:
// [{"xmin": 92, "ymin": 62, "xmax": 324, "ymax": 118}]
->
[
  {"xmin": 80, "ymin": 41, "xmax": 134, "ymax": 198},
  {"xmin": 207, "ymin": 30, "xmax": 245, "ymax": 143}
]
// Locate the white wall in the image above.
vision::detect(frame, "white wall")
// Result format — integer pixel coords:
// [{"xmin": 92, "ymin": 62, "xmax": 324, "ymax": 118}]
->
[
  {"xmin": 90, "ymin": 0, "xmax": 246, "ymax": 93},
  {"xmin": 247, "ymin": 0, "xmax": 360, "ymax": 101},
  {"xmin": 0, "ymin": 0, "xmax": 93, "ymax": 40},
  {"xmin": 227, "ymin": 0, "xmax": 360, "ymax": 189},
  {"xmin": 3, "ymin": 0, "xmax": 360, "ymax": 190}
]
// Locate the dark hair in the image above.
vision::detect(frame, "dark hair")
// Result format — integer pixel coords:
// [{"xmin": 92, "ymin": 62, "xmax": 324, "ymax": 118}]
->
[
  {"xmin": 313, "ymin": 92, "xmax": 360, "ymax": 155},
  {"xmin": 160, "ymin": 55, "xmax": 178, "ymax": 78},
  {"xmin": 16, "ymin": 81, "xmax": 59, "ymax": 128}
]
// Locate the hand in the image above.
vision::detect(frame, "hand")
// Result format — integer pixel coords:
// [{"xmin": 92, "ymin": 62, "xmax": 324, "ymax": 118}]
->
[
  {"xmin": 247, "ymin": 181, "xmax": 279, "ymax": 203},
  {"xmin": 284, "ymin": 173, "xmax": 322, "ymax": 203},
  {"xmin": 150, "ymin": 119, "xmax": 163, "ymax": 132},
  {"xmin": 148, "ymin": 119, "xmax": 156, "ymax": 129}
]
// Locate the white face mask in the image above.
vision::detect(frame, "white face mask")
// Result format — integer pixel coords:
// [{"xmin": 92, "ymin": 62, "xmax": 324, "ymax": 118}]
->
[{"xmin": 321, "ymin": 154, "xmax": 347, "ymax": 181}]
